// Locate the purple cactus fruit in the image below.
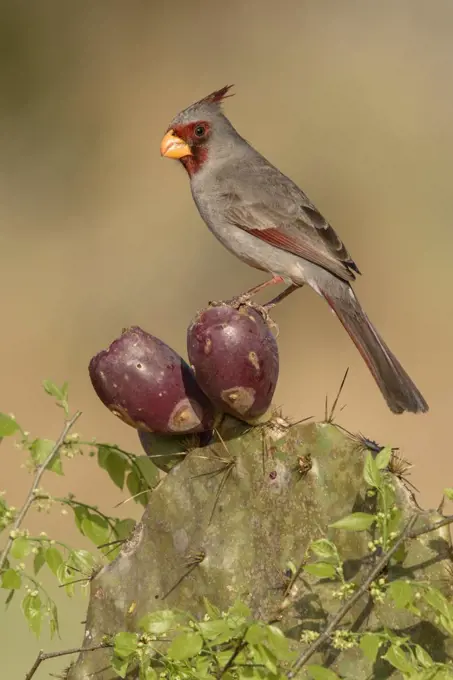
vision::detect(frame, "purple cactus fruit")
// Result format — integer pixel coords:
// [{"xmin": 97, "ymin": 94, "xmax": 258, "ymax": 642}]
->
[
  {"xmin": 89, "ymin": 326, "xmax": 217, "ymax": 435},
  {"xmin": 187, "ymin": 305, "xmax": 279, "ymax": 421}
]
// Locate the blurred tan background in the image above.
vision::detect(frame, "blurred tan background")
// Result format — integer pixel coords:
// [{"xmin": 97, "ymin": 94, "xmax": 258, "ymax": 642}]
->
[{"xmin": 1, "ymin": 0, "xmax": 453, "ymax": 676}]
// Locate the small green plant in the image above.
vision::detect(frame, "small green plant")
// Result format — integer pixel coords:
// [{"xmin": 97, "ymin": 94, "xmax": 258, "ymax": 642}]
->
[
  {"xmin": 1, "ymin": 381, "xmax": 453, "ymax": 680},
  {"xmin": 295, "ymin": 447, "xmax": 453, "ymax": 679},
  {"xmin": 0, "ymin": 381, "xmax": 159, "ymax": 640}
]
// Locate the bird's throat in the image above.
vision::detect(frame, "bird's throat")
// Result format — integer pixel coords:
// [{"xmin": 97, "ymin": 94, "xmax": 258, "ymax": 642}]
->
[{"xmin": 180, "ymin": 148, "xmax": 208, "ymax": 176}]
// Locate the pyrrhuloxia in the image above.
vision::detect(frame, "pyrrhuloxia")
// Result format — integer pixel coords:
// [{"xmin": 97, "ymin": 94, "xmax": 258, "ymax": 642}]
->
[{"xmin": 160, "ymin": 86, "xmax": 428, "ymax": 414}]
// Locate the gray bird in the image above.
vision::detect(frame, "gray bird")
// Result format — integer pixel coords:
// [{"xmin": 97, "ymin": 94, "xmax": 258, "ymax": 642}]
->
[{"xmin": 160, "ymin": 86, "xmax": 428, "ymax": 415}]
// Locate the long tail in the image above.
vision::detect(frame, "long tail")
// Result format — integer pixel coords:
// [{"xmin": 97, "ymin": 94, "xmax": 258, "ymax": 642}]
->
[{"xmin": 321, "ymin": 284, "xmax": 428, "ymax": 414}]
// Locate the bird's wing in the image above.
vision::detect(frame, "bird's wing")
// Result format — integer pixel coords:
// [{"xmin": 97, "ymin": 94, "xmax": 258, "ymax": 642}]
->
[{"xmin": 222, "ymin": 183, "xmax": 360, "ymax": 283}]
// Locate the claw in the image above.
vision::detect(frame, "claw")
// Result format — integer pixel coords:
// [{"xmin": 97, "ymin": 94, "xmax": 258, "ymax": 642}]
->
[
  {"xmin": 207, "ymin": 296, "xmax": 279, "ymax": 333},
  {"xmin": 208, "ymin": 299, "xmax": 231, "ymax": 308},
  {"xmin": 239, "ymin": 300, "xmax": 280, "ymax": 335}
]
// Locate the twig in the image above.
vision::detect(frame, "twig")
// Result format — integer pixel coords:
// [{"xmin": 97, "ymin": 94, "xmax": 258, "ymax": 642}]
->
[
  {"xmin": 0, "ymin": 411, "xmax": 81, "ymax": 572},
  {"xmin": 25, "ymin": 642, "xmax": 111, "ymax": 680},
  {"xmin": 218, "ymin": 628, "xmax": 248, "ymax": 679},
  {"xmin": 408, "ymin": 514, "xmax": 453, "ymax": 540},
  {"xmin": 58, "ymin": 576, "xmax": 91, "ymax": 588},
  {"xmin": 288, "ymin": 514, "xmax": 418, "ymax": 677},
  {"xmin": 50, "ymin": 497, "xmax": 120, "ymax": 536}
]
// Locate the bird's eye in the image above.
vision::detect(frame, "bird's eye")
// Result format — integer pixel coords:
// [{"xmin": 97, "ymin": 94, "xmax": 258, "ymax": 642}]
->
[{"xmin": 194, "ymin": 125, "xmax": 206, "ymax": 138}]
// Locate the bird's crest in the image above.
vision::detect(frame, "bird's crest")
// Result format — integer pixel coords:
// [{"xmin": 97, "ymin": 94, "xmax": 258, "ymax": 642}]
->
[{"xmin": 196, "ymin": 85, "xmax": 235, "ymax": 107}]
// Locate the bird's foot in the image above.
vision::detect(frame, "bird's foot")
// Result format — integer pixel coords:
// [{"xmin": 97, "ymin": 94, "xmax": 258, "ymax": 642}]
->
[
  {"xmin": 207, "ymin": 296, "xmax": 278, "ymax": 332},
  {"xmin": 238, "ymin": 300, "xmax": 279, "ymax": 333},
  {"xmin": 208, "ymin": 291, "xmax": 253, "ymax": 309},
  {"xmin": 209, "ymin": 276, "xmax": 286, "ymax": 310}
]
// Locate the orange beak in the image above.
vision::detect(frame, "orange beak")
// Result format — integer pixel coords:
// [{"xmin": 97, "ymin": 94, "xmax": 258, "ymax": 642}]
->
[{"xmin": 160, "ymin": 129, "xmax": 192, "ymax": 159}]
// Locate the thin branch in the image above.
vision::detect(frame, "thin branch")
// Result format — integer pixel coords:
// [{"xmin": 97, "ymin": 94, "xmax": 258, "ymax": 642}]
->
[
  {"xmin": 25, "ymin": 642, "xmax": 111, "ymax": 680},
  {"xmin": 218, "ymin": 628, "xmax": 248, "ymax": 679},
  {"xmin": 49, "ymin": 497, "xmax": 120, "ymax": 536},
  {"xmin": 288, "ymin": 514, "xmax": 418, "ymax": 677},
  {"xmin": 58, "ymin": 576, "xmax": 91, "ymax": 588},
  {"xmin": 0, "ymin": 411, "xmax": 81, "ymax": 572},
  {"xmin": 408, "ymin": 514, "xmax": 453, "ymax": 540}
]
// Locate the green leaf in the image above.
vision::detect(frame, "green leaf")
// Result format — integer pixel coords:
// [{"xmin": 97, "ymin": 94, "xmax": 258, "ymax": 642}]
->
[
  {"xmin": 198, "ymin": 618, "xmax": 233, "ymax": 642},
  {"xmin": 383, "ymin": 644, "xmax": 417, "ymax": 674},
  {"xmin": 29, "ymin": 438, "xmax": 63, "ymax": 473},
  {"xmin": 214, "ymin": 650, "xmax": 240, "ymax": 669},
  {"xmin": 134, "ymin": 456, "xmax": 159, "ymax": 488},
  {"xmin": 98, "ymin": 447, "xmax": 127, "ymax": 490},
  {"xmin": 245, "ymin": 623, "xmax": 267, "ymax": 645},
  {"xmin": 387, "ymin": 507, "xmax": 403, "ymax": 537},
  {"xmin": 167, "ymin": 631, "xmax": 203, "ymax": 660},
  {"xmin": 0, "ymin": 413, "xmax": 20, "ymax": 437},
  {"xmin": 56, "ymin": 562, "xmax": 75, "ymax": 596},
  {"xmin": 229, "ymin": 599, "xmax": 251, "ymax": 619},
  {"xmin": 1, "ymin": 568, "xmax": 22, "ymax": 589},
  {"xmin": 33, "ymin": 547, "xmax": 46, "ymax": 574},
  {"xmin": 81, "ymin": 513, "xmax": 111, "ymax": 546},
  {"xmin": 443, "ymin": 488, "xmax": 453, "ymax": 501},
  {"xmin": 309, "ymin": 539, "xmax": 338, "ymax": 562},
  {"xmin": 46, "ymin": 547, "xmax": 64, "ymax": 575},
  {"xmin": 438, "ymin": 613, "xmax": 453, "ymax": 636},
  {"xmin": 11, "ymin": 536, "xmax": 31, "ymax": 559},
  {"xmin": 71, "ymin": 504, "xmax": 88, "ymax": 534},
  {"xmin": 387, "ymin": 580, "xmax": 414, "ymax": 609},
  {"xmin": 43, "ymin": 380, "xmax": 69, "ymax": 413},
  {"xmin": 114, "ymin": 631, "xmax": 138, "ymax": 658},
  {"xmin": 126, "ymin": 469, "xmax": 147, "ymax": 506},
  {"xmin": 330, "ymin": 512, "xmax": 376, "ymax": 532},
  {"xmin": 69, "ymin": 549, "xmax": 96, "ymax": 573},
  {"xmin": 251, "ymin": 643, "xmax": 278, "ymax": 675},
  {"xmin": 307, "ymin": 665, "xmax": 341, "ymax": 680},
  {"xmin": 139, "ymin": 609, "xmax": 179, "ymax": 634},
  {"xmin": 193, "ymin": 656, "xmax": 214, "ymax": 680},
  {"xmin": 144, "ymin": 669, "xmax": 158, "ymax": 680},
  {"xmin": 203, "ymin": 596, "xmax": 221, "ymax": 619},
  {"xmin": 22, "ymin": 592, "xmax": 43, "ymax": 637},
  {"xmin": 115, "ymin": 518, "xmax": 136, "ymax": 541},
  {"xmin": 414, "ymin": 645, "xmax": 433, "ymax": 668},
  {"xmin": 97, "ymin": 446, "xmax": 111, "ymax": 469},
  {"xmin": 30, "ymin": 438, "xmax": 55, "ymax": 466},
  {"xmin": 104, "ymin": 544, "xmax": 121, "ymax": 563},
  {"xmin": 364, "ymin": 452, "xmax": 382, "ymax": 488},
  {"xmin": 43, "ymin": 379, "xmax": 64, "ymax": 400},
  {"xmin": 47, "ymin": 453, "xmax": 63, "ymax": 475},
  {"xmin": 303, "ymin": 562, "xmax": 337, "ymax": 579},
  {"xmin": 423, "ymin": 587, "xmax": 453, "ymax": 620},
  {"xmin": 390, "ymin": 541, "xmax": 408, "ymax": 565},
  {"xmin": 265, "ymin": 624, "xmax": 295, "ymax": 661},
  {"xmin": 359, "ymin": 633, "xmax": 381, "ymax": 663},
  {"xmin": 375, "ymin": 446, "xmax": 392, "ymax": 470},
  {"xmin": 111, "ymin": 654, "xmax": 129, "ymax": 679},
  {"xmin": 380, "ymin": 482, "xmax": 396, "ymax": 514}
]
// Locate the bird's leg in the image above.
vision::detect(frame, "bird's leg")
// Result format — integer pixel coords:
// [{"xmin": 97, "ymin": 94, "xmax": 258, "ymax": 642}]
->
[
  {"xmin": 263, "ymin": 283, "xmax": 301, "ymax": 309},
  {"xmin": 238, "ymin": 283, "xmax": 302, "ymax": 329},
  {"xmin": 233, "ymin": 275, "xmax": 286, "ymax": 303},
  {"xmin": 209, "ymin": 276, "xmax": 285, "ymax": 309},
  {"xmin": 208, "ymin": 279, "xmax": 301, "ymax": 329}
]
